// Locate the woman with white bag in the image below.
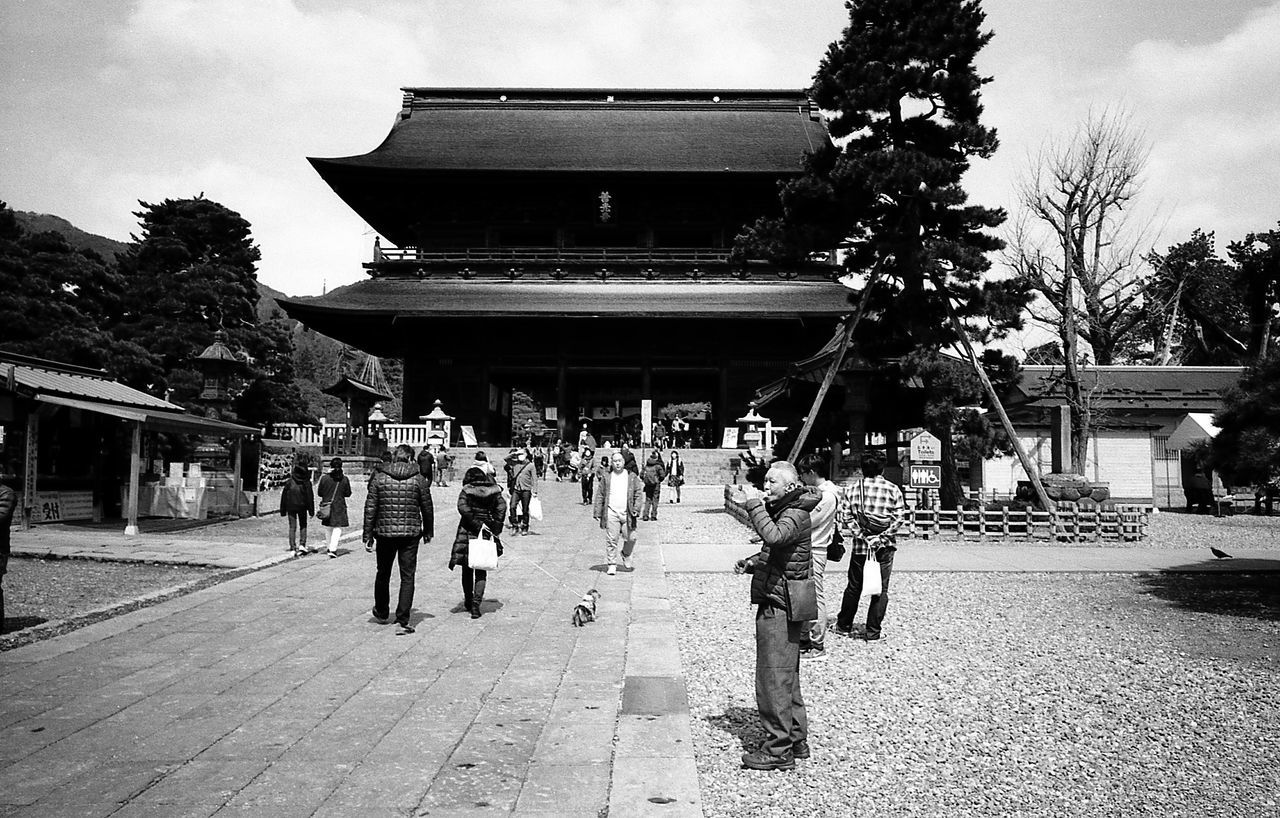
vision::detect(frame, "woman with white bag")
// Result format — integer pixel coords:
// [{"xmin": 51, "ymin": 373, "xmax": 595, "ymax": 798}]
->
[{"xmin": 451, "ymin": 466, "xmax": 508, "ymax": 619}]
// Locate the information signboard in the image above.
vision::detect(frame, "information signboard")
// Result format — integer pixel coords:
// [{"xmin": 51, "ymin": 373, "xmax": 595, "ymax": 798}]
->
[
  {"xmin": 910, "ymin": 431, "xmax": 942, "ymax": 461},
  {"xmin": 34, "ymin": 491, "xmax": 94, "ymax": 524},
  {"xmin": 720, "ymin": 426, "xmax": 739, "ymax": 449},
  {"xmin": 908, "ymin": 464, "xmax": 942, "ymax": 489},
  {"xmin": 460, "ymin": 425, "xmax": 478, "ymax": 447}
]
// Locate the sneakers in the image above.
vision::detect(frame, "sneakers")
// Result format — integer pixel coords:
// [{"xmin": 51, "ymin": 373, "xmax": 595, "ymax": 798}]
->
[
  {"xmin": 801, "ymin": 644, "xmax": 828, "ymax": 661},
  {"xmin": 622, "ymin": 555, "xmax": 634, "ymax": 570},
  {"xmin": 396, "ymin": 623, "xmax": 416, "ymax": 635},
  {"xmin": 327, "ymin": 551, "xmax": 338, "ymax": 559},
  {"xmin": 606, "ymin": 564, "xmax": 618, "ymax": 576},
  {"xmin": 792, "ymin": 740, "xmax": 811, "ymax": 759},
  {"xmin": 741, "ymin": 749, "xmax": 796, "ymax": 771},
  {"xmin": 371, "ymin": 608, "xmax": 388, "ymax": 624}
]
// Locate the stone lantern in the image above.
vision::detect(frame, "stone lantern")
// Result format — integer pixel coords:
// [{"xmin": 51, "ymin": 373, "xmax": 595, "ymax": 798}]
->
[
  {"xmin": 736, "ymin": 402, "xmax": 771, "ymax": 451},
  {"xmin": 419, "ymin": 399, "xmax": 454, "ymax": 450},
  {"xmin": 193, "ymin": 331, "xmax": 243, "ymax": 420}
]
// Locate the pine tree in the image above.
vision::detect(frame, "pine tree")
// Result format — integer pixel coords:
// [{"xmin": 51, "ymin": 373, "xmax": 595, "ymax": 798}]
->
[
  {"xmin": 734, "ymin": 0, "xmax": 1030, "ymax": 503},
  {"xmin": 114, "ymin": 197, "xmax": 308, "ymax": 423}
]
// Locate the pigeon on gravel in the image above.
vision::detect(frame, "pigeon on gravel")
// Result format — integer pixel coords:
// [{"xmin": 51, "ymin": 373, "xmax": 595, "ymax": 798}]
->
[{"xmin": 1210, "ymin": 547, "xmax": 1233, "ymax": 559}]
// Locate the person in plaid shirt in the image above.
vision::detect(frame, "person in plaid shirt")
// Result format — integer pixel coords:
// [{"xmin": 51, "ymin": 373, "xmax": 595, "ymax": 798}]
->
[{"xmin": 833, "ymin": 452, "xmax": 906, "ymax": 641}]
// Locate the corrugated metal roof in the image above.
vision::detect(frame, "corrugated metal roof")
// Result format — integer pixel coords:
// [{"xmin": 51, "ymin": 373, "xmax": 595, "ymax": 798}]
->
[{"xmin": 4, "ymin": 358, "xmax": 179, "ymax": 410}]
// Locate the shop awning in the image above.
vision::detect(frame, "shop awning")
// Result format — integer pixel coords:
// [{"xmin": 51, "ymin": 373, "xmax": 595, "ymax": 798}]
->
[
  {"xmin": 35, "ymin": 394, "xmax": 259, "ymax": 436},
  {"xmin": 1166, "ymin": 412, "xmax": 1220, "ymax": 450}
]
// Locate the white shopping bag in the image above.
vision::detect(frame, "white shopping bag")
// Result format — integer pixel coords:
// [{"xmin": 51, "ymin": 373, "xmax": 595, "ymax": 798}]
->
[
  {"xmin": 529, "ymin": 495, "xmax": 544, "ymax": 522},
  {"xmin": 469, "ymin": 525, "xmax": 499, "ymax": 571},
  {"xmin": 860, "ymin": 554, "xmax": 882, "ymax": 597}
]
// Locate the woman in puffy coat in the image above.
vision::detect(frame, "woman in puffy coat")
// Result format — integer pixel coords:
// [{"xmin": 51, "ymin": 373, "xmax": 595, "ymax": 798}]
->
[{"xmin": 451, "ymin": 466, "xmax": 508, "ymax": 619}]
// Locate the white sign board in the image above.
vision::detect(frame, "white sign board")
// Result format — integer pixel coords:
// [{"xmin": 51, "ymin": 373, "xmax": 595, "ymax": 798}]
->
[
  {"xmin": 34, "ymin": 491, "xmax": 95, "ymax": 524},
  {"xmin": 720, "ymin": 427, "xmax": 740, "ymax": 449},
  {"xmin": 910, "ymin": 431, "xmax": 942, "ymax": 461},
  {"xmin": 640, "ymin": 400, "xmax": 652, "ymax": 446},
  {"xmin": 544, "ymin": 407, "xmax": 558, "ymax": 421},
  {"xmin": 908, "ymin": 465, "xmax": 942, "ymax": 488},
  {"xmin": 460, "ymin": 425, "xmax": 477, "ymax": 447}
]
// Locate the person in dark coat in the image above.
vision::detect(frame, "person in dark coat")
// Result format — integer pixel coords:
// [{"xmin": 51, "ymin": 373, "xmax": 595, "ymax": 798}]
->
[
  {"xmin": 641, "ymin": 450, "xmax": 668, "ymax": 521},
  {"xmin": 364, "ymin": 444, "xmax": 434, "ymax": 634},
  {"xmin": 0, "ymin": 465, "xmax": 18, "ymax": 634},
  {"xmin": 451, "ymin": 466, "xmax": 507, "ymax": 619},
  {"xmin": 316, "ymin": 458, "xmax": 352, "ymax": 559},
  {"xmin": 417, "ymin": 445, "xmax": 435, "ymax": 487},
  {"xmin": 279, "ymin": 464, "xmax": 314, "ymax": 555},
  {"xmin": 734, "ymin": 461, "xmax": 820, "ymax": 772}
]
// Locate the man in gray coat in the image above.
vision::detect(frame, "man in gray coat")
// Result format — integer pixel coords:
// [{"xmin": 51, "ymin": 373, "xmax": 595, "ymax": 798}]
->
[{"xmin": 365, "ymin": 444, "xmax": 434, "ymax": 634}]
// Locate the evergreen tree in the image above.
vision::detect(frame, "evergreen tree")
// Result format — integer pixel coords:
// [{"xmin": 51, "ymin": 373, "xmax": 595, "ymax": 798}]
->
[
  {"xmin": 1144, "ymin": 230, "xmax": 1242, "ymax": 364},
  {"xmin": 114, "ymin": 197, "xmax": 308, "ymax": 423},
  {"xmin": 734, "ymin": 0, "xmax": 1028, "ymax": 497},
  {"xmin": 0, "ymin": 201, "xmax": 153, "ymax": 376},
  {"xmin": 1210, "ymin": 352, "xmax": 1280, "ymax": 486}
]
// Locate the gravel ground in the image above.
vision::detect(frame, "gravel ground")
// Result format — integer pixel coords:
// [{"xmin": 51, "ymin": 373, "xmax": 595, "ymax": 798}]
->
[
  {"xmin": 660, "ymin": 503, "xmax": 1280, "ymax": 817},
  {"xmin": 1, "ymin": 557, "xmax": 227, "ymax": 650}
]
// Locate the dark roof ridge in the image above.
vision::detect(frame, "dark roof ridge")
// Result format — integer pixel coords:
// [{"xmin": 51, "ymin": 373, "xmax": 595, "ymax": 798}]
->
[
  {"xmin": 400, "ymin": 87, "xmax": 810, "ymax": 99},
  {"xmin": 1021, "ymin": 364, "xmax": 1245, "ymax": 372},
  {"xmin": 0, "ymin": 350, "xmax": 108, "ymax": 379}
]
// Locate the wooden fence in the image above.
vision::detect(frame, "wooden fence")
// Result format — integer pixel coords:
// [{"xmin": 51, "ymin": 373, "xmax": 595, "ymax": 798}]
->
[{"xmin": 723, "ymin": 489, "xmax": 1149, "ymax": 542}]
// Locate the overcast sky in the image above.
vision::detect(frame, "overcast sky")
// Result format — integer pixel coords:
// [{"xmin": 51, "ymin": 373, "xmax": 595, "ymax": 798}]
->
[{"xmin": 2, "ymin": 0, "xmax": 1278, "ymax": 301}]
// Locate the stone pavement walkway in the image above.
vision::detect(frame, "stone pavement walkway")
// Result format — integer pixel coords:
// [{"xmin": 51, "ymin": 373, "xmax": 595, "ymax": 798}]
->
[{"xmin": 0, "ymin": 480, "xmax": 701, "ymax": 817}]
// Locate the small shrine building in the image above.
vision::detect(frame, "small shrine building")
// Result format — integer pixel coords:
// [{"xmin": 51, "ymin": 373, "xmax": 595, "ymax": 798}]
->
[{"xmin": 280, "ymin": 88, "xmax": 854, "ymax": 445}]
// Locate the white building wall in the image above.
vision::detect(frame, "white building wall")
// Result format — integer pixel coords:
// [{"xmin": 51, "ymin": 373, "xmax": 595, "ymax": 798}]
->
[{"xmin": 980, "ymin": 429, "xmax": 1155, "ymax": 502}]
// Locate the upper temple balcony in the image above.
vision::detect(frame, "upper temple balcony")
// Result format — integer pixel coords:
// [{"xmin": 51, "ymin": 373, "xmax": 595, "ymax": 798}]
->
[{"xmin": 366, "ymin": 243, "xmax": 842, "ymax": 282}]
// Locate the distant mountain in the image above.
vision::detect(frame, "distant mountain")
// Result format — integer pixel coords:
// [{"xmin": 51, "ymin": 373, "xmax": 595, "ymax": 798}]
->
[{"xmin": 14, "ymin": 211, "xmax": 131, "ymax": 261}]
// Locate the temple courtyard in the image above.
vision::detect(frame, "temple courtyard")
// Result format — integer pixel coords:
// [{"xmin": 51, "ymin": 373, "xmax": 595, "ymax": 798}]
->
[{"xmin": 2, "ymin": 481, "xmax": 1278, "ymax": 817}]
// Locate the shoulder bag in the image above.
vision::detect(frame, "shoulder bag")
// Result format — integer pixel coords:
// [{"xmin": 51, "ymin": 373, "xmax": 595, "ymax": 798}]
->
[
  {"xmin": 785, "ymin": 577, "xmax": 818, "ymax": 622},
  {"xmin": 317, "ymin": 479, "xmax": 339, "ymax": 525},
  {"xmin": 469, "ymin": 524, "xmax": 500, "ymax": 571}
]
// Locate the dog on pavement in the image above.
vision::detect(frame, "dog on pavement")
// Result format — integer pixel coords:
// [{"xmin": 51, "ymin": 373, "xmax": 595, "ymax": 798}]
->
[{"xmin": 571, "ymin": 589, "xmax": 601, "ymax": 627}]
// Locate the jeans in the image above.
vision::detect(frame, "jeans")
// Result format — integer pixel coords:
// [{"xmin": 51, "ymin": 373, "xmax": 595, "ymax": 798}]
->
[
  {"xmin": 836, "ymin": 545, "xmax": 895, "ymax": 638},
  {"xmin": 461, "ymin": 565, "xmax": 487, "ymax": 606},
  {"xmin": 755, "ymin": 604, "xmax": 807, "ymax": 756},
  {"xmin": 581, "ymin": 473, "xmax": 594, "ymax": 504},
  {"xmin": 286, "ymin": 511, "xmax": 307, "ymax": 549},
  {"xmin": 642, "ymin": 483, "xmax": 661, "ymax": 519},
  {"xmin": 603, "ymin": 508, "xmax": 636, "ymax": 565},
  {"xmin": 512, "ymin": 489, "xmax": 532, "ymax": 531},
  {"xmin": 373, "ymin": 536, "xmax": 419, "ymax": 626},
  {"xmin": 808, "ymin": 536, "xmax": 830, "ymax": 646}
]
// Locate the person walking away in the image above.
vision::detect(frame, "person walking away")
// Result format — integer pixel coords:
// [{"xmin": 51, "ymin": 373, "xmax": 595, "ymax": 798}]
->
[
  {"xmin": 316, "ymin": 458, "xmax": 352, "ymax": 559},
  {"xmin": 417, "ymin": 445, "xmax": 435, "ymax": 488},
  {"xmin": 435, "ymin": 447, "xmax": 451, "ymax": 488},
  {"xmin": 833, "ymin": 452, "xmax": 906, "ymax": 641},
  {"xmin": 364, "ymin": 444, "xmax": 434, "ymax": 634},
  {"xmin": 0, "ymin": 465, "xmax": 17, "ymax": 634},
  {"xmin": 796, "ymin": 452, "xmax": 840, "ymax": 660},
  {"xmin": 511, "ymin": 448, "xmax": 537, "ymax": 535},
  {"xmin": 733, "ymin": 461, "xmax": 819, "ymax": 771},
  {"xmin": 666, "ymin": 450, "xmax": 685, "ymax": 503},
  {"xmin": 641, "ymin": 449, "xmax": 668, "ymax": 521},
  {"xmin": 472, "ymin": 450, "xmax": 495, "ymax": 477},
  {"xmin": 452, "ymin": 466, "xmax": 507, "ymax": 619},
  {"xmin": 592, "ymin": 452, "xmax": 644, "ymax": 575},
  {"xmin": 579, "ymin": 447, "xmax": 596, "ymax": 505},
  {"xmin": 280, "ymin": 463, "xmax": 314, "ymax": 555}
]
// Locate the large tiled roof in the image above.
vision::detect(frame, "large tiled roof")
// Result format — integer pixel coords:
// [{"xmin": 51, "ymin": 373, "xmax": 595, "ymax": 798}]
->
[
  {"xmin": 1013, "ymin": 365, "xmax": 1244, "ymax": 411},
  {"xmin": 309, "ymin": 88, "xmax": 828, "ymax": 175},
  {"xmin": 1, "ymin": 352, "xmax": 179, "ymax": 410},
  {"xmin": 278, "ymin": 278, "xmax": 853, "ymax": 320}
]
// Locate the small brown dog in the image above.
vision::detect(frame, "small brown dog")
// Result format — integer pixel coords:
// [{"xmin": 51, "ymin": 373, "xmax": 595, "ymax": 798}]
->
[{"xmin": 571, "ymin": 589, "xmax": 601, "ymax": 627}]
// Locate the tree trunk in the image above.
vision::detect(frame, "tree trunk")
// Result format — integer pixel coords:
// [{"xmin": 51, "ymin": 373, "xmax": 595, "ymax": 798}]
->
[{"xmin": 934, "ymin": 417, "xmax": 964, "ymax": 509}]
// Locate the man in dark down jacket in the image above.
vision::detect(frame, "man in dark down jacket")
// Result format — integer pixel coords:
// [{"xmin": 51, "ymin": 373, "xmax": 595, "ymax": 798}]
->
[
  {"xmin": 734, "ymin": 460, "xmax": 819, "ymax": 771},
  {"xmin": 364, "ymin": 444, "xmax": 434, "ymax": 634}
]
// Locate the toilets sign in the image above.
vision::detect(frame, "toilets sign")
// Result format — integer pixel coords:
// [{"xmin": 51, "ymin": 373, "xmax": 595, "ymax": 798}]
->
[{"xmin": 909, "ymin": 431, "xmax": 942, "ymax": 462}]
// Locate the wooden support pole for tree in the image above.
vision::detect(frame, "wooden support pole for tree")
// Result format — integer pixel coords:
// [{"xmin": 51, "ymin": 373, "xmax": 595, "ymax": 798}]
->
[
  {"xmin": 930, "ymin": 273, "xmax": 1057, "ymax": 519},
  {"xmin": 788, "ymin": 269, "xmax": 882, "ymax": 463}
]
